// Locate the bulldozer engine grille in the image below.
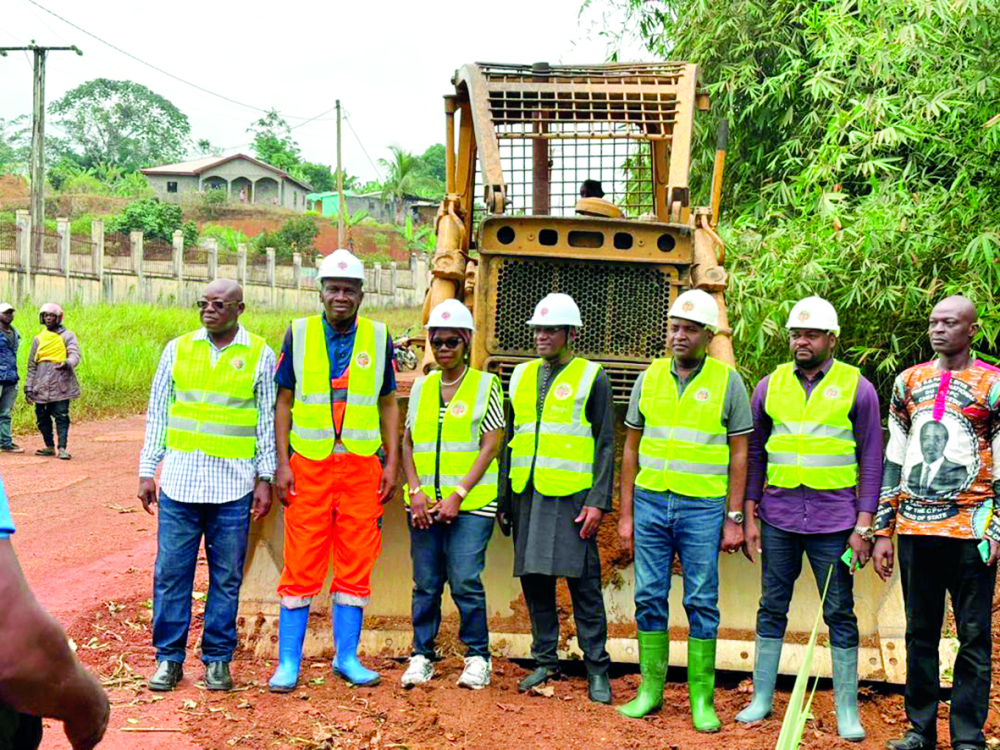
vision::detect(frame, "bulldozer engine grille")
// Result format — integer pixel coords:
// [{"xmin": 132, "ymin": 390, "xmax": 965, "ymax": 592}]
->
[
  {"xmin": 487, "ymin": 357, "xmax": 647, "ymax": 404},
  {"xmin": 487, "ymin": 256, "xmax": 676, "ymax": 363},
  {"xmin": 476, "ymin": 126, "xmax": 653, "ymax": 220}
]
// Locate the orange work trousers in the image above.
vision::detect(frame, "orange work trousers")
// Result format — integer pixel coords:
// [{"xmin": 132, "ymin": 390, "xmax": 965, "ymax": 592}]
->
[{"xmin": 277, "ymin": 450, "xmax": 383, "ymax": 605}]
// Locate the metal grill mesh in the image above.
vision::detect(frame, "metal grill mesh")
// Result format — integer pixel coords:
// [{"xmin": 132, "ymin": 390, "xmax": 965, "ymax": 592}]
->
[{"xmin": 489, "ymin": 257, "xmax": 675, "ymax": 361}]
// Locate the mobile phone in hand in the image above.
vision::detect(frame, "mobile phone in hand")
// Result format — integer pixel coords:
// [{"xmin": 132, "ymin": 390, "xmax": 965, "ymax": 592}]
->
[
  {"xmin": 840, "ymin": 547, "xmax": 862, "ymax": 573},
  {"xmin": 979, "ymin": 539, "xmax": 991, "ymax": 564}
]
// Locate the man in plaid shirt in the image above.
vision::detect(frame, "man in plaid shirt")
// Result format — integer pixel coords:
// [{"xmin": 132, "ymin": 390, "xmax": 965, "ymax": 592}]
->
[{"xmin": 138, "ymin": 279, "xmax": 276, "ymax": 692}]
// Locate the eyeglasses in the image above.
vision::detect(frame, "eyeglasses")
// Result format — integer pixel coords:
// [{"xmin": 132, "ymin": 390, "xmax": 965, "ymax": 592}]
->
[
  {"xmin": 430, "ymin": 337, "xmax": 464, "ymax": 351},
  {"xmin": 196, "ymin": 300, "xmax": 240, "ymax": 311}
]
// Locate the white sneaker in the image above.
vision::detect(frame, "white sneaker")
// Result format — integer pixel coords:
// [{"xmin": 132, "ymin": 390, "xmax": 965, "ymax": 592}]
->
[
  {"xmin": 456, "ymin": 655, "xmax": 491, "ymax": 690},
  {"xmin": 401, "ymin": 655, "xmax": 434, "ymax": 687}
]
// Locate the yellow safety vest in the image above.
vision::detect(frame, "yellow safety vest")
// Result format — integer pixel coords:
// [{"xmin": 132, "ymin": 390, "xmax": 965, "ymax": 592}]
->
[
  {"xmin": 508, "ymin": 357, "xmax": 601, "ymax": 497},
  {"xmin": 290, "ymin": 315, "xmax": 387, "ymax": 459},
  {"xmin": 636, "ymin": 356, "xmax": 732, "ymax": 497},
  {"xmin": 166, "ymin": 330, "xmax": 265, "ymax": 460},
  {"xmin": 407, "ymin": 368, "xmax": 500, "ymax": 511},
  {"xmin": 764, "ymin": 360, "xmax": 859, "ymax": 490}
]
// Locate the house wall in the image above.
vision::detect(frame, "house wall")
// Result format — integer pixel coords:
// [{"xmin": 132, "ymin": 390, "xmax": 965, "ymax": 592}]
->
[
  {"xmin": 144, "ymin": 158, "xmax": 310, "ymax": 212},
  {"xmin": 145, "ymin": 174, "xmax": 199, "ymax": 195}
]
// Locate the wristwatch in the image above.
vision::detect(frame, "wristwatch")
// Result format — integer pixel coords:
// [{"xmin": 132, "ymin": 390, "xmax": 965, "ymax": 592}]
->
[
  {"xmin": 854, "ymin": 525, "xmax": 875, "ymax": 543},
  {"xmin": 727, "ymin": 510, "xmax": 744, "ymax": 524}
]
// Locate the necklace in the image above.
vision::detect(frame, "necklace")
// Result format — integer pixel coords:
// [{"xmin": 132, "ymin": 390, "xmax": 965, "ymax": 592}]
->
[{"xmin": 441, "ymin": 366, "xmax": 467, "ymax": 386}]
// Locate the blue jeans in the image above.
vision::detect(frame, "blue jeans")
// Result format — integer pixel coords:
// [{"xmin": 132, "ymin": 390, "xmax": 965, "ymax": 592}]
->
[
  {"xmin": 0, "ymin": 382, "xmax": 15, "ymax": 447},
  {"xmin": 756, "ymin": 520, "xmax": 858, "ymax": 649},
  {"xmin": 153, "ymin": 491, "xmax": 251, "ymax": 664},
  {"xmin": 633, "ymin": 488, "xmax": 725, "ymax": 638},
  {"xmin": 409, "ymin": 513, "xmax": 494, "ymax": 659}
]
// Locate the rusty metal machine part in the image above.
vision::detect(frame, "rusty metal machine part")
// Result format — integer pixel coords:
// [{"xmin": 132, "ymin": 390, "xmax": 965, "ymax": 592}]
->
[{"xmin": 237, "ymin": 61, "xmax": 919, "ymax": 685}]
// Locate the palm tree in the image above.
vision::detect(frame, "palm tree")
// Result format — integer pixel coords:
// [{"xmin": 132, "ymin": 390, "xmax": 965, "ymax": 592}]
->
[{"xmin": 378, "ymin": 146, "xmax": 434, "ymax": 224}]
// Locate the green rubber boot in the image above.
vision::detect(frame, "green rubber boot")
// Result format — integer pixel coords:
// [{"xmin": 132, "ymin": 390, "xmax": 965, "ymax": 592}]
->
[
  {"xmin": 617, "ymin": 631, "xmax": 669, "ymax": 719},
  {"xmin": 687, "ymin": 637, "xmax": 721, "ymax": 733}
]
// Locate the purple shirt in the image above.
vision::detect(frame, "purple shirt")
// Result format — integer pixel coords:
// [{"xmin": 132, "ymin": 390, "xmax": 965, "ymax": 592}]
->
[{"xmin": 746, "ymin": 359, "xmax": 883, "ymax": 534}]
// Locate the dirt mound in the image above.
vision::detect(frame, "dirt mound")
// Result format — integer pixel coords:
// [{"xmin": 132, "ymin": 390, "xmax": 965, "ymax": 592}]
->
[{"xmin": 0, "ymin": 174, "xmax": 28, "ymax": 204}]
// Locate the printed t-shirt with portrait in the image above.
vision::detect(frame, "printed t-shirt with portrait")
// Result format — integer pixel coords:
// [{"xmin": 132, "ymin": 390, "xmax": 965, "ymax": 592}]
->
[{"xmin": 876, "ymin": 359, "xmax": 1000, "ymax": 541}]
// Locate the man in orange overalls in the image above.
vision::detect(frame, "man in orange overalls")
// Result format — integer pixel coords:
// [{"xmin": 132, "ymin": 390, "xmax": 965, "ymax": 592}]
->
[{"xmin": 268, "ymin": 249, "xmax": 400, "ymax": 692}]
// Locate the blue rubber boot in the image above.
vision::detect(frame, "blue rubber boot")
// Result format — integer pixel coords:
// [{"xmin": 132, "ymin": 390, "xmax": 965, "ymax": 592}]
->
[
  {"xmin": 735, "ymin": 635, "xmax": 783, "ymax": 723},
  {"xmin": 331, "ymin": 604, "xmax": 380, "ymax": 686},
  {"xmin": 268, "ymin": 605, "xmax": 309, "ymax": 693},
  {"xmin": 832, "ymin": 646, "xmax": 865, "ymax": 742}
]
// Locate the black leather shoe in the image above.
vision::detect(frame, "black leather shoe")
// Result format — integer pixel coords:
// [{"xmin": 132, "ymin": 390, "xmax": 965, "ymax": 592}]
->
[
  {"xmin": 885, "ymin": 732, "xmax": 934, "ymax": 750},
  {"xmin": 147, "ymin": 661, "xmax": 183, "ymax": 692},
  {"xmin": 204, "ymin": 661, "xmax": 233, "ymax": 691},
  {"xmin": 587, "ymin": 673, "xmax": 612, "ymax": 704},
  {"xmin": 518, "ymin": 666, "xmax": 560, "ymax": 692}
]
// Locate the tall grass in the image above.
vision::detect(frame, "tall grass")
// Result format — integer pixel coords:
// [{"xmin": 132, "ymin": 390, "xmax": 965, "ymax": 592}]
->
[{"xmin": 6, "ymin": 304, "xmax": 422, "ymax": 435}]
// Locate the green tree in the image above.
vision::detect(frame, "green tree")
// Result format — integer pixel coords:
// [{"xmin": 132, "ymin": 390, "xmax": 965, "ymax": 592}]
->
[
  {"xmin": 106, "ymin": 198, "xmax": 197, "ymax": 247},
  {"xmin": 253, "ymin": 215, "xmax": 319, "ymax": 260},
  {"xmin": 49, "ymin": 79, "xmax": 191, "ymax": 171},
  {"xmin": 248, "ymin": 110, "xmax": 301, "ymax": 171},
  {"xmin": 195, "ymin": 138, "xmax": 223, "ymax": 157},
  {"xmin": 420, "ymin": 143, "xmax": 447, "ymax": 182},
  {"xmin": 607, "ymin": 0, "xmax": 1000, "ymax": 394},
  {"xmin": 378, "ymin": 145, "xmax": 443, "ymax": 223},
  {"xmin": 0, "ymin": 116, "xmax": 29, "ymax": 174},
  {"xmin": 294, "ymin": 161, "xmax": 334, "ymax": 192}
]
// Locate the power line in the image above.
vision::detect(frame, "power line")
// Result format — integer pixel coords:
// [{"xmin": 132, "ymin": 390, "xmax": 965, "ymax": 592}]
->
[
  {"xmin": 23, "ymin": 0, "xmax": 338, "ymax": 122},
  {"xmin": 343, "ymin": 110, "xmax": 382, "ymax": 180}
]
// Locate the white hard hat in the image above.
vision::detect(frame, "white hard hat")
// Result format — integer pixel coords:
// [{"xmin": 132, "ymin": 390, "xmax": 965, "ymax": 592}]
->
[
  {"xmin": 786, "ymin": 296, "xmax": 840, "ymax": 335},
  {"xmin": 526, "ymin": 293, "xmax": 583, "ymax": 327},
  {"xmin": 426, "ymin": 299, "xmax": 474, "ymax": 331},
  {"xmin": 668, "ymin": 289, "xmax": 719, "ymax": 332},
  {"xmin": 318, "ymin": 248, "xmax": 365, "ymax": 283}
]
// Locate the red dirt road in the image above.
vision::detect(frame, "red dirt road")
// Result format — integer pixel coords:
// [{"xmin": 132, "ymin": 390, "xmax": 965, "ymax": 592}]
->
[{"xmin": 6, "ymin": 415, "xmax": 996, "ymax": 749}]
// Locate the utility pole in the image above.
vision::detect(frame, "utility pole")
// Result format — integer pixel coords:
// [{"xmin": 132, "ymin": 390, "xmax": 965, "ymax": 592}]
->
[
  {"xmin": 336, "ymin": 99, "xmax": 345, "ymax": 248},
  {"xmin": 0, "ymin": 43, "xmax": 82, "ymax": 263}
]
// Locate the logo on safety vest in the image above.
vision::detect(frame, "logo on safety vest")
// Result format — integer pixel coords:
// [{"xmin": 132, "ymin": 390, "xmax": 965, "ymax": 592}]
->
[
  {"xmin": 798, "ymin": 310, "xmax": 810, "ymax": 323},
  {"xmin": 355, "ymin": 351, "xmax": 371, "ymax": 370},
  {"xmin": 553, "ymin": 383, "xmax": 573, "ymax": 401},
  {"xmin": 682, "ymin": 300, "xmax": 694, "ymax": 313},
  {"xmin": 694, "ymin": 387, "xmax": 710, "ymax": 402},
  {"xmin": 450, "ymin": 400, "xmax": 468, "ymax": 417},
  {"xmin": 823, "ymin": 386, "xmax": 841, "ymax": 400},
  {"xmin": 231, "ymin": 357, "xmax": 245, "ymax": 371}
]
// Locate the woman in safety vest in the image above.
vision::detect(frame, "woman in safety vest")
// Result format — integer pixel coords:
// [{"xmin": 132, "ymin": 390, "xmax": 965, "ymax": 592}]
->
[{"xmin": 400, "ymin": 299, "xmax": 503, "ymax": 690}]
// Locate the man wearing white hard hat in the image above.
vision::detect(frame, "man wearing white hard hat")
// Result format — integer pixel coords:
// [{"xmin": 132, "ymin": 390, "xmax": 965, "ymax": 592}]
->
[
  {"xmin": 399, "ymin": 299, "xmax": 503, "ymax": 690},
  {"xmin": 269, "ymin": 249, "xmax": 400, "ymax": 692},
  {"xmin": 736, "ymin": 296, "xmax": 881, "ymax": 742},
  {"xmin": 500, "ymin": 292, "xmax": 614, "ymax": 704},
  {"xmin": 618, "ymin": 288, "xmax": 752, "ymax": 729}
]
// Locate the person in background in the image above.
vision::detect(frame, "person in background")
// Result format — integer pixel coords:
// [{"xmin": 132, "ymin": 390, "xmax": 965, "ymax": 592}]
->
[
  {"xmin": 737, "ymin": 296, "xmax": 880, "ymax": 742},
  {"xmin": 579, "ymin": 179, "xmax": 605, "ymax": 199},
  {"xmin": 617, "ymin": 289, "xmax": 751, "ymax": 730},
  {"xmin": 0, "ymin": 473, "xmax": 109, "ymax": 749},
  {"xmin": 138, "ymin": 279, "xmax": 276, "ymax": 692},
  {"xmin": 0, "ymin": 304, "xmax": 22, "ymax": 453},
  {"xmin": 400, "ymin": 299, "xmax": 503, "ymax": 690},
  {"xmin": 24, "ymin": 303, "xmax": 80, "ymax": 460},
  {"xmin": 499, "ymin": 292, "xmax": 614, "ymax": 705},
  {"xmin": 874, "ymin": 295, "xmax": 1000, "ymax": 750}
]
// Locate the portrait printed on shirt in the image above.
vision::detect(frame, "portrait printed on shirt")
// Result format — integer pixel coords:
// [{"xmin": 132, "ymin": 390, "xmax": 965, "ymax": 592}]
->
[{"xmin": 901, "ymin": 410, "xmax": 978, "ymax": 511}]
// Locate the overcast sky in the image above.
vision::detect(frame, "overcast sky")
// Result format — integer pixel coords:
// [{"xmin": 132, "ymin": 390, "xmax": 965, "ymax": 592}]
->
[{"xmin": 0, "ymin": 0, "xmax": 648, "ymax": 182}]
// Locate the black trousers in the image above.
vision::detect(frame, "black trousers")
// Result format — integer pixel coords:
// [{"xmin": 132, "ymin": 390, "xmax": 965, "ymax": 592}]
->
[
  {"xmin": 35, "ymin": 399, "xmax": 70, "ymax": 449},
  {"xmin": 898, "ymin": 535, "xmax": 996, "ymax": 747},
  {"xmin": 520, "ymin": 573, "xmax": 611, "ymax": 675},
  {"xmin": 0, "ymin": 704, "xmax": 42, "ymax": 750}
]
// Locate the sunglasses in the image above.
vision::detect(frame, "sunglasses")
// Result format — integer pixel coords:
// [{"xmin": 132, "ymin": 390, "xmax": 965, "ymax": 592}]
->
[
  {"xmin": 430, "ymin": 337, "xmax": 464, "ymax": 351},
  {"xmin": 196, "ymin": 300, "xmax": 240, "ymax": 311}
]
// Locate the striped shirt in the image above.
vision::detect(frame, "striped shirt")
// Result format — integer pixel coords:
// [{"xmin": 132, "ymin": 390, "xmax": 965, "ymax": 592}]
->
[
  {"xmin": 139, "ymin": 326, "xmax": 277, "ymax": 504},
  {"xmin": 407, "ymin": 373, "xmax": 504, "ymax": 518}
]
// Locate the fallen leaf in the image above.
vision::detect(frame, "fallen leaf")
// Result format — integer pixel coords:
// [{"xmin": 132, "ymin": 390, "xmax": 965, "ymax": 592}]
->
[
  {"xmin": 182, "ymin": 699, "xmax": 197, "ymax": 710},
  {"xmin": 530, "ymin": 685, "xmax": 555, "ymax": 698},
  {"xmin": 308, "ymin": 677, "xmax": 325, "ymax": 686},
  {"xmin": 126, "ymin": 718, "xmax": 139, "ymax": 725}
]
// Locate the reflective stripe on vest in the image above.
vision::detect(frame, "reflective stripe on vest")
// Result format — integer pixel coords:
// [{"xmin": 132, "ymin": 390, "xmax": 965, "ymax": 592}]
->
[
  {"xmin": 407, "ymin": 368, "xmax": 500, "ymax": 512},
  {"xmin": 764, "ymin": 360, "xmax": 859, "ymax": 490},
  {"xmin": 290, "ymin": 315, "xmax": 386, "ymax": 459},
  {"xmin": 635, "ymin": 356, "xmax": 732, "ymax": 497},
  {"xmin": 166, "ymin": 330, "xmax": 265, "ymax": 459},
  {"xmin": 508, "ymin": 357, "xmax": 600, "ymax": 497}
]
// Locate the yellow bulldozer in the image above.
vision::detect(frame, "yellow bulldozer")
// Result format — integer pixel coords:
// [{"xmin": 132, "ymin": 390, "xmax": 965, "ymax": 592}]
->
[{"xmin": 238, "ymin": 61, "xmax": 921, "ymax": 684}]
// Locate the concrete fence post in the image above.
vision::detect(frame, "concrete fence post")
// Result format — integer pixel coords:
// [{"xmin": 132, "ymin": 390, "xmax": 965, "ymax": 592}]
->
[
  {"xmin": 131, "ymin": 231, "xmax": 144, "ymax": 280},
  {"xmin": 237, "ymin": 245, "xmax": 248, "ymax": 288},
  {"xmin": 292, "ymin": 252, "xmax": 302, "ymax": 289},
  {"xmin": 266, "ymin": 248, "xmax": 276, "ymax": 302},
  {"xmin": 373, "ymin": 262, "xmax": 382, "ymax": 296},
  {"xmin": 415, "ymin": 253, "xmax": 429, "ymax": 302},
  {"xmin": 204, "ymin": 237, "xmax": 219, "ymax": 280},
  {"xmin": 172, "ymin": 230, "xmax": 184, "ymax": 280},
  {"xmin": 57, "ymin": 217, "xmax": 71, "ymax": 278},
  {"xmin": 91, "ymin": 218, "xmax": 104, "ymax": 283},
  {"xmin": 409, "ymin": 252, "xmax": 418, "ymax": 277},
  {"xmin": 15, "ymin": 210, "xmax": 31, "ymax": 301},
  {"xmin": 389, "ymin": 261, "xmax": 398, "ymax": 307}
]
